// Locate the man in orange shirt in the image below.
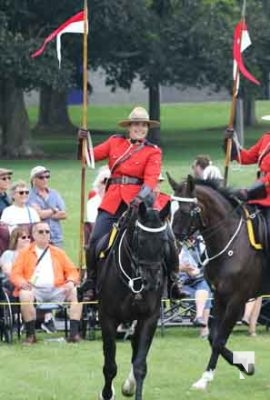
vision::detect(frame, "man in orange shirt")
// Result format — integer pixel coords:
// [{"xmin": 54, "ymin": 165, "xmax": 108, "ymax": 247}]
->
[{"xmin": 10, "ymin": 221, "xmax": 82, "ymax": 344}]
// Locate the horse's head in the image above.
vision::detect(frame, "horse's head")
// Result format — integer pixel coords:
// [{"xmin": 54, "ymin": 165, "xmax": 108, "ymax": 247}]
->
[
  {"xmin": 126, "ymin": 202, "xmax": 167, "ymax": 292},
  {"xmin": 168, "ymin": 173, "xmax": 204, "ymax": 241}
]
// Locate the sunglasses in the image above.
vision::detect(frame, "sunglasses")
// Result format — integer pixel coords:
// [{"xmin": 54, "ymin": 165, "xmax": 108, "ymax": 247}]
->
[
  {"xmin": 16, "ymin": 190, "xmax": 29, "ymax": 195},
  {"xmin": 37, "ymin": 175, "xmax": 50, "ymax": 180},
  {"xmin": 0, "ymin": 176, "xmax": 11, "ymax": 181},
  {"xmin": 20, "ymin": 235, "xmax": 31, "ymax": 240},
  {"xmin": 37, "ymin": 229, "xmax": 50, "ymax": 234}
]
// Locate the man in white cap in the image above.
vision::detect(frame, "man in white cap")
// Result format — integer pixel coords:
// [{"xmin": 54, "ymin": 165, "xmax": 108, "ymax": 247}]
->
[
  {"xmin": 78, "ymin": 106, "xmax": 183, "ymax": 300},
  {"xmin": 0, "ymin": 168, "xmax": 13, "ymax": 217},
  {"xmin": 27, "ymin": 166, "xmax": 67, "ymax": 247}
]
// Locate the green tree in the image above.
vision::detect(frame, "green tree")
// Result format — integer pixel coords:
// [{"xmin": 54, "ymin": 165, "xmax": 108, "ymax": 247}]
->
[
  {"xmin": 90, "ymin": 0, "xmax": 237, "ymax": 144},
  {"xmin": 0, "ymin": 1, "xmax": 79, "ymax": 156}
]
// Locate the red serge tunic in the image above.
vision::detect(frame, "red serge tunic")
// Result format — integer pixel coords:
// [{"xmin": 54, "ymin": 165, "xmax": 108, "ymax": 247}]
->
[
  {"xmin": 93, "ymin": 135, "xmax": 162, "ymax": 214},
  {"xmin": 237, "ymin": 133, "xmax": 270, "ymax": 206}
]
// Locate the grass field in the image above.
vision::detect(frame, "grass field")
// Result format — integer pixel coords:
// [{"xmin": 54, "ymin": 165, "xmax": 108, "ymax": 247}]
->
[
  {"xmin": 1, "ymin": 101, "xmax": 270, "ymax": 400},
  {"xmin": 1, "ymin": 326, "xmax": 270, "ymax": 399}
]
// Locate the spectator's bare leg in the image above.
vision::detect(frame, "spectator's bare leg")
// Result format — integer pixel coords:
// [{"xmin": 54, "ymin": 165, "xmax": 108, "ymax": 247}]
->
[
  {"xmin": 200, "ymin": 308, "xmax": 210, "ymax": 337},
  {"xmin": 19, "ymin": 289, "xmax": 36, "ymax": 322},
  {"xmin": 195, "ymin": 289, "xmax": 208, "ymax": 319},
  {"xmin": 249, "ymin": 297, "xmax": 262, "ymax": 336},
  {"xmin": 19, "ymin": 289, "xmax": 36, "ymax": 343},
  {"xmin": 65, "ymin": 286, "xmax": 83, "ymax": 341},
  {"xmin": 242, "ymin": 299, "xmax": 256, "ymax": 324}
]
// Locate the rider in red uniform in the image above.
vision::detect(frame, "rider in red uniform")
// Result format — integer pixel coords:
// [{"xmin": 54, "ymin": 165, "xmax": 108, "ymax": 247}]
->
[
  {"xmin": 224, "ymin": 131, "xmax": 269, "ymax": 203},
  {"xmin": 78, "ymin": 107, "xmax": 181, "ymax": 300},
  {"xmin": 224, "ymin": 131, "xmax": 270, "ymax": 244}
]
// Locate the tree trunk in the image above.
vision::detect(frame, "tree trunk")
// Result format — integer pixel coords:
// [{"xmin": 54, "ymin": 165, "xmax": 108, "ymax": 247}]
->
[
  {"xmin": 36, "ymin": 86, "xmax": 74, "ymax": 133},
  {"xmin": 243, "ymin": 97, "xmax": 256, "ymax": 127},
  {"xmin": 0, "ymin": 80, "xmax": 34, "ymax": 158},
  {"xmin": 148, "ymin": 82, "xmax": 161, "ymax": 145}
]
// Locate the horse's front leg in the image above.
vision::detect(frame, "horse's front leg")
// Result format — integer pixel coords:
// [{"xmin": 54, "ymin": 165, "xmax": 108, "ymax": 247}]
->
[
  {"xmin": 122, "ymin": 314, "xmax": 158, "ymax": 400},
  {"xmin": 192, "ymin": 299, "xmax": 222, "ymax": 390},
  {"xmin": 99, "ymin": 314, "xmax": 118, "ymax": 400},
  {"xmin": 193, "ymin": 296, "xmax": 253, "ymax": 390}
]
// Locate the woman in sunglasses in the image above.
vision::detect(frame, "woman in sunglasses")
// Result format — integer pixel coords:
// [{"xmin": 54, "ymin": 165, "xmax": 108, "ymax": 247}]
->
[
  {"xmin": 0, "ymin": 226, "xmax": 31, "ymax": 279},
  {"xmin": 0, "ymin": 180, "xmax": 40, "ymax": 232}
]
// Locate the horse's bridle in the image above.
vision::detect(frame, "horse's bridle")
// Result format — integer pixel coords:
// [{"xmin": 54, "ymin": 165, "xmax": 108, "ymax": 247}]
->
[
  {"xmin": 117, "ymin": 219, "xmax": 168, "ymax": 294},
  {"xmin": 171, "ymin": 195, "xmax": 205, "ymax": 238},
  {"xmin": 171, "ymin": 194, "xmax": 244, "ymax": 266}
]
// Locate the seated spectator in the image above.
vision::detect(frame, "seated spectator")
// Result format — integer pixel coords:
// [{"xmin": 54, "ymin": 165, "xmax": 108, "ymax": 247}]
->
[
  {"xmin": 179, "ymin": 232, "xmax": 212, "ymax": 338},
  {"xmin": 85, "ymin": 165, "xmax": 111, "ymax": 247},
  {"xmin": 1, "ymin": 226, "xmax": 57, "ymax": 334},
  {"xmin": 1, "ymin": 180, "xmax": 40, "ymax": 232},
  {"xmin": 0, "ymin": 168, "xmax": 13, "ymax": 218},
  {"xmin": 27, "ymin": 166, "xmax": 67, "ymax": 247},
  {"xmin": 242, "ymin": 297, "xmax": 262, "ymax": 337},
  {"xmin": 0, "ymin": 226, "xmax": 31, "ymax": 280},
  {"xmin": 10, "ymin": 221, "xmax": 82, "ymax": 345},
  {"xmin": 0, "ymin": 222, "xmax": 10, "ymax": 256},
  {"xmin": 192, "ymin": 154, "xmax": 223, "ymax": 183}
]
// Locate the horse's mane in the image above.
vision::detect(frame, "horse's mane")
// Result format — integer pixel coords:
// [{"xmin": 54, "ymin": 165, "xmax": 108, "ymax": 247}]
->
[{"xmin": 192, "ymin": 178, "xmax": 242, "ymax": 209}]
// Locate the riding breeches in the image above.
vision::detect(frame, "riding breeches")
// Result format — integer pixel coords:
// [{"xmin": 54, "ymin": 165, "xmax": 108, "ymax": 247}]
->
[{"xmin": 89, "ymin": 202, "xmax": 127, "ymax": 248}]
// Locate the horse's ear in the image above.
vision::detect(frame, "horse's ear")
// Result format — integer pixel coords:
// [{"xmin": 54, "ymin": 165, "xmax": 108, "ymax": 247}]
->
[
  {"xmin": 186, "ymin": 174, "xmax": 195, "ymax": 195},
  {"xmin": 166, "ymin": 172, "xmax": 180, "ymax": 192}
]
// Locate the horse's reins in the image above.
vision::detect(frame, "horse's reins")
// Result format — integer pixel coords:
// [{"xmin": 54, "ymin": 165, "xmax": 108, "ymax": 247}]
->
[
  {"xmin": 117, "ymin": 220, "xmax": 167, "ymax": 294},
  {"xmin": 171, "ymin": 194, "xmax": 244, "ymax": 266}
]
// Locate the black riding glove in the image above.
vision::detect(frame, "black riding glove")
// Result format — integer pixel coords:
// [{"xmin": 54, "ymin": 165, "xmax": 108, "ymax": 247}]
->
[
  {"xmin": 130, "ymin": 185, "xmax": 154, "ymax": 209},
  {"xmin": 223, "ymin": 129, "xmax": 239, "ymax": 161}
]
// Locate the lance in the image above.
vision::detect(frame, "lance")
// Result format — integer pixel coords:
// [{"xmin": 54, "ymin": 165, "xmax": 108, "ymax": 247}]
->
[
  {"xmin": 78, "ymin": 0, "xmax": 95, "ymax": 275},
  {"xmin": 224, "ymin": 0, "xmax": 247, "ymax": 187}
]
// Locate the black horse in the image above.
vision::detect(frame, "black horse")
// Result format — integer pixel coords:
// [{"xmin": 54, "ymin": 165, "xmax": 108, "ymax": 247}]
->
[
  {"xmin": 168, "ymin": 174, "xmax": 269, "ymax": 390},
  {"xmin": 91, "ymin": 203, "xmax": 169, "ymax": 400}
]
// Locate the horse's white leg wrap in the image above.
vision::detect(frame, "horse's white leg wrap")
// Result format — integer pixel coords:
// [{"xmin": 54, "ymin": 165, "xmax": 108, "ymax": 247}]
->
[
  {"xmin": 98, "ymin": 385, "xmax": 115, "ymax": 400},
  {"xmin": 192, "ymin": 370, "xmax": 215, "ymax": 390},
  {"xmin": 122, "ymin": 366, "xmax": 136, "ymax": 396}
]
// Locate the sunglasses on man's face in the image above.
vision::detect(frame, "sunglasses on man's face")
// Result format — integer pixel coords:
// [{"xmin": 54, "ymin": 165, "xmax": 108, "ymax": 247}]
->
[
  {"xmin": 37, "ymin": 175, "xmax": 50, "ymax": 180},
  {"xmin": 16, "ymin": 190, "xmax": 29, "ymax": 196},
  {"xmin": 0, "ymin": 176, "xmax": 11, "ymax": 181},
  {"xmin": 37, "ymin": 229, "xmax": 50, "ymax": 235}
]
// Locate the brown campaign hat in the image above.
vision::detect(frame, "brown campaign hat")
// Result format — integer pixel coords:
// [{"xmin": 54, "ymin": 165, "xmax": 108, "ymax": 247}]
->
[{"xmin": 118, "ymin": 107, "xmax": 160, "ymax": 128}]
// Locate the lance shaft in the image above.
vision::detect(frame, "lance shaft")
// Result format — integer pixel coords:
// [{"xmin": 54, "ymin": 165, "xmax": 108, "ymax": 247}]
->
[{"xmin": 79, "ymin": 0, "xmax": 89, "ymax": 274}]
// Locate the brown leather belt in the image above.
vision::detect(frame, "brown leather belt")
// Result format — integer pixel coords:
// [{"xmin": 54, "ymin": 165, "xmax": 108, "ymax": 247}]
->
[{"xmin": 107, "ymin": 176, "xmax": 143, "ymax": 185}]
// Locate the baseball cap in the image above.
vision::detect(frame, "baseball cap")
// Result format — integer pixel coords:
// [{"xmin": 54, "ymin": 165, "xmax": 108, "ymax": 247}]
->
[
  {"xmin": 30, "ymin": 166, "xmax": 50, "ymax": 180},
  {"xmin": 0, "ymin": 168, "xmax": 13, "ymax": 177}
]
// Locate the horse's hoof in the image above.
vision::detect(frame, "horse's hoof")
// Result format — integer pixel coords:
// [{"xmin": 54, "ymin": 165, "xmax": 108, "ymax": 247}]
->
[
  {"xmin": 98, "ymin": 386, "xmax": 115, "ymax": 400},
  {"xmin": 122, "ymin": 380, "xmax": 136, "ymax": 397},
  {"xmin": 246, "ymin": 363, "xmax": 255, "ymax": 376},
  {"xmin": 192, "ymin": 379, "xmax": 208, "ymax": 390},
  {"xmin": 192, "ymin": 370, "xmax": 214, "ymax": 390}
]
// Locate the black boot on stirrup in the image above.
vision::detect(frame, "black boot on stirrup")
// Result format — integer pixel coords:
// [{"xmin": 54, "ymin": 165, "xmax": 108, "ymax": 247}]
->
[{"xmin": 77, "ymin": 246, "xmax": 97, "ymax": 302}]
